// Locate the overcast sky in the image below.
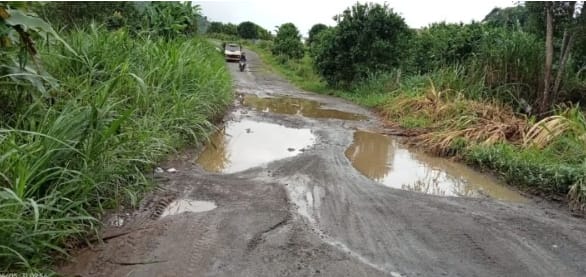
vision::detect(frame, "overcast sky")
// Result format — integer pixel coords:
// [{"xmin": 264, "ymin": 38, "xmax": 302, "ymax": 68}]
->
[{"xmin": 196, "ymin": 0, "xmax": 517, "ymax": 36}]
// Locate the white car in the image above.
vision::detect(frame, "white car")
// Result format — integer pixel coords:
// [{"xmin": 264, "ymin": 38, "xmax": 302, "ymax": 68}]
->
[{"xmin": 224, "ymin": 43, "xmax": 242, "ymax": 62}]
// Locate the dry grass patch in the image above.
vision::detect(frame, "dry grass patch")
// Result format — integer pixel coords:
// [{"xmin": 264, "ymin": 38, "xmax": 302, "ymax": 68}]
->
[
  {"xmin": 523, "ymin": 116, "xmax": 571, "ymax": 148},
  {"xmin": 383, "ymin": 81, "xmax": 529, "ymax": 155},
  {"xmin": 523, "ymin": 108, "xmax": 586, "ymax": 149},
  {"xmin": 569, "ymin": 181, "xmax": 586, "ymax": 212}
]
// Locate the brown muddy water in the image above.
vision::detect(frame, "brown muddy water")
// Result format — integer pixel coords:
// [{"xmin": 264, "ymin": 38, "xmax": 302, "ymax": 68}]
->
[
  {"xmin": 345, "ymin": 131, "xmax": 527, "ymax": 202},
  {"xmin": 241, "ymin": 94, "xmax": 367, "ymax": 121},
  {"xmin": 198, "ymin": 94, "xmax": 525, "ymax": 202},
  {"xmin": 196, "ymin": 119, "xmax": 316, "ymax": 173}
]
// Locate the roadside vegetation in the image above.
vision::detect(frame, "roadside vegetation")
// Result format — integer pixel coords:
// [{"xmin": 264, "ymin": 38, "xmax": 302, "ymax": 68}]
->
[
  {"xmin": 1, "ymin": 2, "xmax": 231, "ymax": 272},
  {"xmin": 207, "ymin": 2, "xmax": 586, "ymax": 211}
]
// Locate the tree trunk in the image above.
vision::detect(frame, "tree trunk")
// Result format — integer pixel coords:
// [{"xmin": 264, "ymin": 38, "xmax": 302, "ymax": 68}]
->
[
  {"xmin": 559, "ymin": 30, "xmax": 569, "ymax": 64},
  {"xmin": 552, "ymin": 33, "xmax": 574, "ymax": 104},
  {"xmin": 540, "ymin": 2, "xmax": 554, "ymax": 115},
  {"xmin": 551, "ymin": 1, "xmax": 577, "ymax": 105}
]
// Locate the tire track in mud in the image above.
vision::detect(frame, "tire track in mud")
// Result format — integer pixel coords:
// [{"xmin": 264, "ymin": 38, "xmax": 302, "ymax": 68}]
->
[
  {"xmin": 273, "ymin": 167, "xmax": 396, "ymax": 275},
  {"xmin": 184, "ymin": 213, "xmax": 219, "ymax": 276},
  {"xmin": 246, "ymin": 212, "xmax": 291, "ymax": 252},
  {"xmin": 268, "ymin": 141, "xmax": 585, "ymax": 277}
]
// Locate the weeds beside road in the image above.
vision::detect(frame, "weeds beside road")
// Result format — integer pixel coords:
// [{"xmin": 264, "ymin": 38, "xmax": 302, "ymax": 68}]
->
[{"xmin": 0, "ymin": 28, "xmax": 232, "ymax": 271}]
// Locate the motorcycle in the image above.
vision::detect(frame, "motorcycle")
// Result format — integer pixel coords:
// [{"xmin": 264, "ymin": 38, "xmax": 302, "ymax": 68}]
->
[{"xmin": 239, "ymin": 60, "xmax": 246, "ymax": 72}]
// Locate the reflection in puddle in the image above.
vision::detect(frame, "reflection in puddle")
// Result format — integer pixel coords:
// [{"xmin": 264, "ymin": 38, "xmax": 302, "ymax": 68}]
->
[
  {"xmin": 161, "ymin": 199, "xmax": 217, "ymax": 217},
  {"xmin": 345, "ymin": 131, "xmax": 527, "ymax": 202},
  {"xmin": 242, "ymin": 94, "xmax": 367, "ymax": 121},
  {"xmin": 196, "ymin": 119, "xmax": 316, "ymax": 173}
]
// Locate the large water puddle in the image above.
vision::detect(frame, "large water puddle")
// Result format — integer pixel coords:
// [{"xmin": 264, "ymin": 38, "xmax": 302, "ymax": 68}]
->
[
  {"xmin": 241, "ymin": 94, "xmax": 367, "ymax": 121},
  {"xmin": 345, "ymin": 131, "xmax": 527, "ymax": 202},
  {"xmin": 161, "ymin": 199, "xmax": 217, "ymax": 217},
  {"xmin": 196, "ymin": 119, "xmax": 316, "ymax": 173}
]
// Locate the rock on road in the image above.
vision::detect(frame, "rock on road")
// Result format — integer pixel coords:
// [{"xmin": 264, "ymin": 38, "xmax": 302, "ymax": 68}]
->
[{"xmin": 60, "ymin": 49, "xmax": 586, "ymax": 277}]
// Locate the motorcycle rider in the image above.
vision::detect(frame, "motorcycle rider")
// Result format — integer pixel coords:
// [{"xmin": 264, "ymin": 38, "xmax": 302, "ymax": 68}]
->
[{"xmin": 239, "ymin": 52, "xmax": 247, "ymax": 71}]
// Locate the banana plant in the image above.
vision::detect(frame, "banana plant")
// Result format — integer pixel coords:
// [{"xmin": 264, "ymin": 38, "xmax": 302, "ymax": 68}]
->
[
  {"xmin": 0, "ymin": 3, "xmax": 76, "ymax": 97},
  {"xmin": 143, "ymin": 1, "xmax": 201, "ymax": 39}
]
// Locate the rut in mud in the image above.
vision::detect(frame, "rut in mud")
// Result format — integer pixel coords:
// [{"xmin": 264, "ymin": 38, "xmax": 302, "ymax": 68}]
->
[{"xmin": 60, "ymin": 49, "xmax": 586, "ymax": 277}]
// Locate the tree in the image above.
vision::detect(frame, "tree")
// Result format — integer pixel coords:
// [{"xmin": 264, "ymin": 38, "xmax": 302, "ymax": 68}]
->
[
  {"xmin": 257, "ymin": 25, "xmax": 273, "ymax": 40},
  {"xmin": 313, "ymin": 2, "xmax": 412, "ymax": 87},
  {"xmin": 223, "ymin": 23, "xmax": 238, "ymax": 36},
  {"xmin": 527, "ymin": 2, "xmax": 585, "ymax": 114},
  {"xmin": 207, "ymin": 21, "xmax": 224, "ymax": 33},
  {"xmin": 272, "ymin": 23, "xmax": 304, "ymax": 60},
  {"xmin": 207, "ymin": 21, "xmax": 239, "ymax": 36},
  {"xmin": 483, "ymin": 6, "xmax": 529, "ymax": 30},
  {"xmin": 572, "ymin": 4, "xmax": 586, "ymax": 70},
  {"xmin": 307, "ymin": 23, "xmax": 328, "ymax": 45},
  {"xmin": 237, "ymin": 21, "xmax": 258, "ymax": 39}
]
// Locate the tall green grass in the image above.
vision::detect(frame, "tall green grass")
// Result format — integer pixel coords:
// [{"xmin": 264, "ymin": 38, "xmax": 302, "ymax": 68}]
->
[
  {"xmin": 467, "ymin": 143, "xmax": 586, "ymax": 195},
  {"xmin": 0, "ymin": 27, "xmax": 232, "ymax": 271}
]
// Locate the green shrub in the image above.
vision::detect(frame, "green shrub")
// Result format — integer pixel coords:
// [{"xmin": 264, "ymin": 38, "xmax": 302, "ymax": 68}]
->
[
  {"xmin": 272, "ymin": 23, "xmax": 304, "ymax": 60},
  {"xmin": 312, "ymin": 2, "xmax": 412, "ymax": 87},
  {"xmin": 257, "ymin": 25, "xmax": 273, "ymax": 40},
  {"xmin": 306, "ymin": 23, "xmax": 328, "ymax": 46},
  {"xmin": 237, "ymin": 21, "xmax": 258, "ymax": 39},
  {"xmin": 257, "ymin": 40, "xmax": 273, "ymax": 51},
  {"xmin": 207, "ymin": 21, "xmax": 238, "ymax": 36},
  {"xmin": 411, "ymin": 22, "xmax": 484, "ymax": 73}
]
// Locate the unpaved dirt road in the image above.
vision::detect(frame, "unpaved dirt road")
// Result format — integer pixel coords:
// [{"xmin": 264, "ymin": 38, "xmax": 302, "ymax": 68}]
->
[{"xmin": 61, "ymin": 50, "xmax": 586, "ymax": 277}]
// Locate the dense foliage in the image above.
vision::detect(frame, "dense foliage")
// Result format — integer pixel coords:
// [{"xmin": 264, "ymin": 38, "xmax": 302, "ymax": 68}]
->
[
  {"xmin": 37, "ymin": 1, "xmax": 202, "ymax": 38},
  {"xmin": 272, "ymin": 22, "xmax": 304, "ymax": 60},
  {"xmin": 410, "ymin": 22, "xmax": 484, "ymax": 73},
  {"xmin": 483, "ymin": 6, "xmax": 529, "ymax": 30},
  {"xmin": 0, "ymin": 3, "xmax": 232, "ymax": 272},
  {"xmin": 410, "ymin": 23, "xmax": 545, "ymax": 107},
  {"xmin": 256, "ymin": 25, "xmax": 273, "ymax": 40},
  {"xmin": 208, "ymin": 20, "xmax": 272, "ymax": 40},
  {"xmin": 237, "ymin": 21, "xmax": 258, "ymax": 39},
  {"xmin": 250, "ymin": 1, "xmax": 586, "ymax": 209},
  {"xmin": 142, "ymin": 1, "xmax": 201, "ymax": 38},
  {"xmin": 311, "ymin": 2, "xmax": 412, "ymax": 87},
  {"xmin": 37, "ymin": 1, "xmax": 142, "ymax": 28},
  {"xmin": 208, "ymin": 21, "xmax": 238, "ymax": 36},
  {"xmin": 306, "ymin": 23, "xmax": 328, "ymax": 46}
]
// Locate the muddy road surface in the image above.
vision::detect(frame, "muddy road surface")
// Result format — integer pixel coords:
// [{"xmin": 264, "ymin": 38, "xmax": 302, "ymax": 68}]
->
[{"xmin": 61, "ymin": 50, "xmax": 586, "ymax": 277}]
